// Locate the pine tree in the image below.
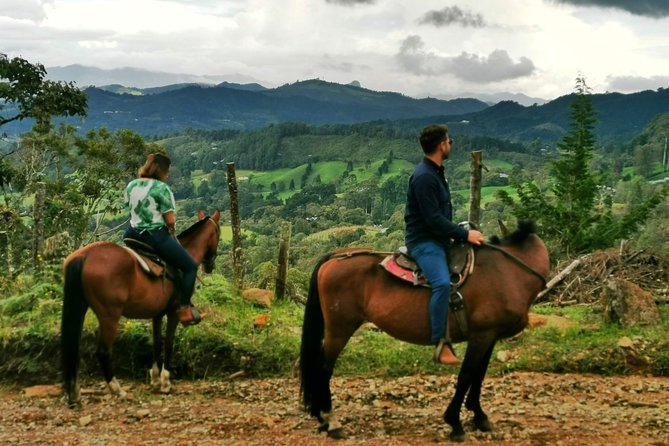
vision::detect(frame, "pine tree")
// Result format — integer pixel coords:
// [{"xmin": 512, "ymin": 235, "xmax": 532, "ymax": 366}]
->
[
  {"xmin": 499, "ymin": 75, "xmax": 665, "ymax": 258},
  {"xmin": 549, "ymin": 75, "xmax": 600, "ymax": 254}
]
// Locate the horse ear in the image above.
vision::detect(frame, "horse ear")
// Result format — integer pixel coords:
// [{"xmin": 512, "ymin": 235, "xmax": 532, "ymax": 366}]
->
[
  {"xmin": 212, "ymin": 209, "xmax": 221, "ymax": 223},
  {"xmin": 198, "ymin": 210, "xmax": 205, "ymax": 220},
  {"xmin": 497, "ymin": 219, "xmax": 509, "ymax": 237}
]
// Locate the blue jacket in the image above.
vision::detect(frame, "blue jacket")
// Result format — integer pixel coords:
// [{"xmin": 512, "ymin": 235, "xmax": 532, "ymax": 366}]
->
[{"xmin": 404, "ymin": 157, "xmax": 468, "ymax": 249}]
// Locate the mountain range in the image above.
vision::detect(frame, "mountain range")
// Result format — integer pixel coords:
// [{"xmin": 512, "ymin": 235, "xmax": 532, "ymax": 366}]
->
[
  {"xmin": 2, "ymin": 65, "xmax": 667, "ymax": 144},
  {"xmin": 45, "ymin": 64, "xmax": 545, "ymax": 106}
]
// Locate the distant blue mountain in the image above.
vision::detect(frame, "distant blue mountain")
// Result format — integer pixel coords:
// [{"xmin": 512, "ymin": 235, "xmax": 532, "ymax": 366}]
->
[
  {"xmin": 1, "ymin": 79, "xmax": 487, "ymax": 135},
  {"xmin": 4, "ymin": 67, "xmax": 668, "ymax": 144}
]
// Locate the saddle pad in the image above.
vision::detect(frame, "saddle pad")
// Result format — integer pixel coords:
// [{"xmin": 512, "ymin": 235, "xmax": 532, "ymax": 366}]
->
[
  {"xmin": 379, "ymin": 255, "xmax": 429, "ymax": 287},
  {"xmin": 123, "ymin": 247, "xmax": 165, "ymax": 277}
]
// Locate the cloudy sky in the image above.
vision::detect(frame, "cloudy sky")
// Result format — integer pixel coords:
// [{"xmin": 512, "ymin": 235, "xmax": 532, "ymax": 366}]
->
[{"xmin": 2, "ymin": 0, "xmax": 669, "ymax": 100}]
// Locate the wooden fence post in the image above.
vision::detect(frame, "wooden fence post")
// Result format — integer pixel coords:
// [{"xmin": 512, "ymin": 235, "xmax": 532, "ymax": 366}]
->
[
  {"xmin": 226, "ymin": 162, "xmax": 243, "ymax": 294},
  {"xmin": 469, "ymin": 151, "xmax": 483, "ymax": 226},
  {"xmin": 275, "ymin": 221, "xmax": 291, "ymax": 300}
]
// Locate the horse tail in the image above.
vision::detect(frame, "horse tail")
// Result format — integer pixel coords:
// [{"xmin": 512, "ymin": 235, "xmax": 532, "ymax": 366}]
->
[
  {"xmin": 61, "ymin": 256, "xmax": 89, "ymax": 400},
  {"xmin": 300, "ymin": 253, "xmax": 333, "ymax": 418}
]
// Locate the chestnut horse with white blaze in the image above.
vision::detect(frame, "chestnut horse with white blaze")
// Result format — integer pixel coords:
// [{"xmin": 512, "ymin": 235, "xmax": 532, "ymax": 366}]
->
[
  {"xmin": 300, "ymin": 221, "xmax": 549, "ymax": 442},
  {"xmin": 61, "ymin": 210, "xmax": 220, "ymax": 408}
]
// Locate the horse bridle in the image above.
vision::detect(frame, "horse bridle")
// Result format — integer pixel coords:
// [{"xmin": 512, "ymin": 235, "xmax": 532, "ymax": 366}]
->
[{"xmin": 480, "ymin": 241, "xmax": 547, "ymax": 288}]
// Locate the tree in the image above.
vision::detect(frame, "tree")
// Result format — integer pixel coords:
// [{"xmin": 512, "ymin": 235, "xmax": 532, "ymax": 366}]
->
[
  {"xmin": 499, "ymin": 75, "xmax": 665, "ymax": 257},
  {"xmin": 0, "ymin": 53, "xmax": 87, "ymax": 128},
  {"xmin": 547, "ymin": 75, "xmax": 600, "ymax": 253}
]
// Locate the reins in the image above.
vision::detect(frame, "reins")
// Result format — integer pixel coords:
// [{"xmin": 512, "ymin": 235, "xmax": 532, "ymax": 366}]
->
[{"xmin": 480, "ymin": 242, "xmax": 547, "ymax": 288}]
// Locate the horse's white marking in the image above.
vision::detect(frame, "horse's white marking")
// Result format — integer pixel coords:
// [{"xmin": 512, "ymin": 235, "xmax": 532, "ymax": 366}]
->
[
  {"xmin": 108, "ymin": 377, "xmax": 127, "ymax": 398},
  {"xmin": 159, "ymin": 368, "xmax": 171, "ymax": 394},
  {"xmin": 149, "ymin": 363, "xmax": 160, "ymax": 387},
  {"xmin": 320, "ymin": 410, "xmax": 342, "ymax": 432},
  {"xmin": 149, "ymin": 363, "xmax": 172, "ymax": 393}
]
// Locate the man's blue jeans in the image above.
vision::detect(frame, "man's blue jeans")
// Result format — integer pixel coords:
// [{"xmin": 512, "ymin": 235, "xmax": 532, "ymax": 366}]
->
[{"xmin": 408, "ymin": 240, "xmax": 451, "ymax": 344}]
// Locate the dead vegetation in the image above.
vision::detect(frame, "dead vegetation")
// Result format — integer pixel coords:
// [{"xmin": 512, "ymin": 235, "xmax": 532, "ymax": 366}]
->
[{"xmin": 537, "ymin": 242, "xmax": 669, "ymax": 306}]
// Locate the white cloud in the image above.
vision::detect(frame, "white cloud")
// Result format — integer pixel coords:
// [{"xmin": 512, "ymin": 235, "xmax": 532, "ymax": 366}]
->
[{"xmin": 0, "ymin": 0, "xmax": 52, "ymax": 22}]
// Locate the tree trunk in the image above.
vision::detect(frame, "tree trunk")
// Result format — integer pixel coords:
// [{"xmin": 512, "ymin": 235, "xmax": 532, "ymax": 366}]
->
[
  {"xmin": 275, "ymin": 221, "xmax": 291, "ymax": 300},
  {"xmin": 226, "ymin": 162, "xmax": 243, "ymax": 294},
  {"xmin": 33, "ymin": 181, "xmax": 46, "ymax": 272}
]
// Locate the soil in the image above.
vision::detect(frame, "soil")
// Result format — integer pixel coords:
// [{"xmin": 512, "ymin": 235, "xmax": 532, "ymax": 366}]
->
[{"xmin": 2, "ymin": 372, "xmax": 669, "ymax": 446}]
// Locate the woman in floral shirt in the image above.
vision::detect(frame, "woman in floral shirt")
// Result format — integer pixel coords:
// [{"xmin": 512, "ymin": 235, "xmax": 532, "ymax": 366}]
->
[{"xmin": 124, "ymin": 153, "xmax": 201, "ymax": 326}]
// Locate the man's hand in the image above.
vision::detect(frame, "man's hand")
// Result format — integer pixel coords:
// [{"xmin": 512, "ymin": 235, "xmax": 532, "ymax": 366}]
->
[{"xmin": 467, "ymin": 229, "xmax": 485, "ymax": 246}]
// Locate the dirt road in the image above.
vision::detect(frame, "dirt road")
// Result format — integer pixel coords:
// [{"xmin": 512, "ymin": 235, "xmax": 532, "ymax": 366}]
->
[{"xmin": 1, "ymin": 372, "xmax": 668, "ymax": 445}]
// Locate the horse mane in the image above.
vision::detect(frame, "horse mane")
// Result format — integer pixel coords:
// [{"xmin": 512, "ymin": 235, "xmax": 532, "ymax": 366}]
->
[
  {"xmin": 177, "ymin": 217, "xmax": 210, "ymax": 239},
  {"xmin": 489, "ymin": 220, "xmax": 536, "ymax": 245}
]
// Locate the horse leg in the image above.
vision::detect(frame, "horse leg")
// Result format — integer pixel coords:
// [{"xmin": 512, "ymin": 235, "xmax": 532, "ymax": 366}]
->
[
  {"xmin": 443, "ymin": 333, "xmax": 497, "ymax": 442},
  {"xmin": 149, "ymin": 316, "xmax": 163, "ymax": 390},
  {"xmin": 464, "ymin": 341, "xmax": 496, "ymax": 433},
  {"xmin": 315, "ymin": 332, "xmax": 356, "ymax": 439},
  {"xmin": 159, "ymin": 314, "xmax": 179, "ymax": 394},
  {"xmin": 96, "ymin": 318, "xmax": 126, "ymax": 398},
  {"xmin": 61, "ymin": 257, "xmax": 89, "ymax": 409}
]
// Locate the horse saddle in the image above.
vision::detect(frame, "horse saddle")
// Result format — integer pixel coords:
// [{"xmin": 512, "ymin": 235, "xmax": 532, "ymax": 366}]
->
[
  {"xmin": 123, "ymin": 238, "xmax": 176, "ymax": 279},
  {"xmin": 379, "ymin": 242, "xmax": 475, "ymax": 288}
]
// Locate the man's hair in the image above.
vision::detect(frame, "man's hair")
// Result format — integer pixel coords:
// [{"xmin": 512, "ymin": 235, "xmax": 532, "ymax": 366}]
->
[
  {"xmin": 419, "ymin": 124, "xmax": 448, "ymax": 154},
  {"xmin": 138, "ymin": 153, "xmax": 171, "ymax": 180}
]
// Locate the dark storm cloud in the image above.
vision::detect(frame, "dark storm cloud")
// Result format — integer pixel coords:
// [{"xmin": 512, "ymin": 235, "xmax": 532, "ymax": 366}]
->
[
  {"xmin": 396, "ymin": 35, "xmax": 535, "ymax": 82},
  {"xmin": 550, "ymin": 0, "xmax": 669, "ymax": 17},
  {"xmin": 325, "ymin": 0, "xmax": 375, "ymax": 5},
  {"xmin": 449, "ymin": 50, "xmax": 535, "ymax": 82},
  {"xmin": 418, "ymin": 6, "xmax": 486, "ymax": 28}
]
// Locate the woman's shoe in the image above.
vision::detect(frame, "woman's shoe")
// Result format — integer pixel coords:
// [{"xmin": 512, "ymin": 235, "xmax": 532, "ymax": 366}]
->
[{"xmin": 177, "ymin": 305, "xmax": 202, "ymax": 326}]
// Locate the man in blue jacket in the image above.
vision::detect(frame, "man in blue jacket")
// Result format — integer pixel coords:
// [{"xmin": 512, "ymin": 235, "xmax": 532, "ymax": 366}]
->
[{"xmin": 404, "ymin": 124, "xmax": 484, "ymax": 364}]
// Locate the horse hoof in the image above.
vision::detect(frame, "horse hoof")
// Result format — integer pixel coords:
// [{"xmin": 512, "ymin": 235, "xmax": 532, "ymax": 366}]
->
[
  {"xmin": 449, "ymin": 429, "xmax": 466, "ymax": 443},
  {"xmin": 327, "ymin": 427, "xmax": 345, "ymax": 439},
  {"xmin": 474, "ymin": 416, "xmax": 493, "ymax": 432},
  {"xmin": 66, "ymin": 399, "xmax": 81, "ymax": 410}
]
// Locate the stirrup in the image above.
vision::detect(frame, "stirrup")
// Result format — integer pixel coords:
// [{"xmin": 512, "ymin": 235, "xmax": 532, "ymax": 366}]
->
[{"xmin": 178, "ymin": 305, "xmax": 203, "ymax": 326}]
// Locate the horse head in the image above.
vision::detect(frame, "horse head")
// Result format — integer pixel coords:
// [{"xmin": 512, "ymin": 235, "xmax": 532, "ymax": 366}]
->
[
  {"xmin": 179, "ymin": 210, "xmax": 221, "ymax": 273},
  {"xmin": 200, "ymin": 209, "xmax": 221, "ymax": 274}
]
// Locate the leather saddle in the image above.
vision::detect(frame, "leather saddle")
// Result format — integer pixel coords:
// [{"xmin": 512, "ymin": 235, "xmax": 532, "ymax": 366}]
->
[
  {"xmin": 380, "ymin": 242, "xmax": 475, "ymax": 288},
  {"xmin": 123, "ymin": 238, "xmax": 176, "ymax": 280}
]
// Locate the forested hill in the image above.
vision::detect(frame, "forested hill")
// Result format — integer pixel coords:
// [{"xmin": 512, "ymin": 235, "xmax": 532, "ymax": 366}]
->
[
  {"xmin": 3, "ymin": 78, "xmax": 667, "ymax": 144},
  {"xmin": 385, "ymin": 88, "xmax": 669, "ymax": 144},
  {"xmin": 50, "ymin": 79, "xmax": 487, "ymax": 135}
]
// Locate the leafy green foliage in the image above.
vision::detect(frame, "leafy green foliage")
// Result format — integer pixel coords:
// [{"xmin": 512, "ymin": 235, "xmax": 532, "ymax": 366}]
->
[
  {"xmin": 0, "ymin": 53, "xmax": 87, "ymax": 127},
  {"xmin": 499, "ymin": 77, "xmax": 666, "ymax": 258}
]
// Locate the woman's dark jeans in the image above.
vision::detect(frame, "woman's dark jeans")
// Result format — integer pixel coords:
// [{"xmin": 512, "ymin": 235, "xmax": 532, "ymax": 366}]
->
[{"xmin": 125, "ymin": 226, "xmax": 198, "ymax": 306}]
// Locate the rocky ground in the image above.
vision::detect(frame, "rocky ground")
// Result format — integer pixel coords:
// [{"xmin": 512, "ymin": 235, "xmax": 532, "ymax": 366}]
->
[{"xmin": 1, "ymin": 372, "xmax": 668, "ymax": 446}]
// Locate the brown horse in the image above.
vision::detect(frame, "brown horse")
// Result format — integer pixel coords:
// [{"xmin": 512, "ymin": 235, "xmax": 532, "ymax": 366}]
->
[
  {"xmin": 61, "ymin": 210, "xmax": 221, "ymax": 408},
  {"xmin": 300, "ymin": 221, "xmax": 549, "ymax": 442}
]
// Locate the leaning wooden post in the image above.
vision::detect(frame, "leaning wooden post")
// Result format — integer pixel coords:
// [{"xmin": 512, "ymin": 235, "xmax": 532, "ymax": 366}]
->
[
  {"xmin": 226, "ymin": 162, "xmax": 243, "ymax": 294},
  {"xmin": 468, "ymin": 151, "xmax": 483, "ymax": 226},
  {"xmin": 275, "ymin": 221, "xmax": 292, "ymax": 300}
]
